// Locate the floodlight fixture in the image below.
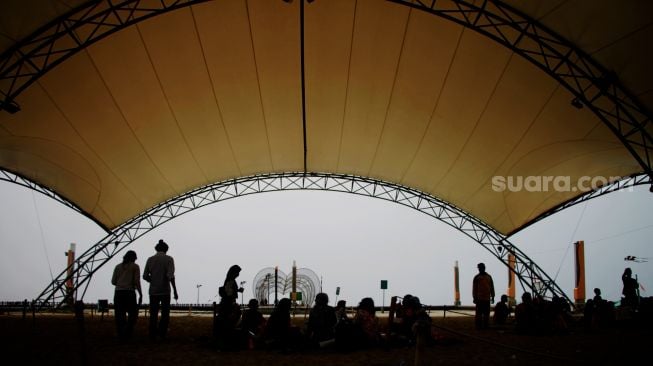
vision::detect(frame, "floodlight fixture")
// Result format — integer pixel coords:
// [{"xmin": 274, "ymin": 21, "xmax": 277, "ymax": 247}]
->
[{"xmin": 1, "ymin": 100, "xmax": 20, "ymax": 114}]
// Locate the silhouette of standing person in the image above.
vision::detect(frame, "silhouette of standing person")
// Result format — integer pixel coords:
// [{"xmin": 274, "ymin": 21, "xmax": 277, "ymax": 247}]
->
[
  {"xmin": 111, "ymin": 250, "xmax": 142, "ymax": 341},
  {"xmin": 143, "ymin": 239, "xmax": 178, "ymax": 340},
  {"xmin": 621, "ymin": 267, "xmax": 639, "ymax": 307},
  {"xmin": 216, "ymin": 264, "xmax": 244, "ymax": 350},
  {"xmin": 472, "ymin": 262, "xmax": 495, "ymax": 330}
]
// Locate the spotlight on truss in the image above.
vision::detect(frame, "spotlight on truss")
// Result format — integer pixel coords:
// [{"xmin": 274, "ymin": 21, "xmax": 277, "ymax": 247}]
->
[
  {"xmin": 0, "ymin": 100, "xmax": 20, "ymax": 114},
  {"xmin": 570, "ymin": 97, "xmax": 583, "ymax": 109}
]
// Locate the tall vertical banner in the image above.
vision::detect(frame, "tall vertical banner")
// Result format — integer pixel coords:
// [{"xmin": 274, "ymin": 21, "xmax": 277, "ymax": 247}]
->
[
  {"xmin": 66, "ymin": 243, "xmax": 76, "ymax": 306},
  {"xmin": 573, "ymin": 240, "xmax": 586, "ymax": 305}
]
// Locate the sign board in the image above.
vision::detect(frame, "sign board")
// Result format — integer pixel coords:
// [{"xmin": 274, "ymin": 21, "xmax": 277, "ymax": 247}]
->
[
  {"xmin": 336, "ymin": 287, "xmax": 340, "ymax": 295},
  {"xmin": 296, "ymin": 292, "xmax": 302, "ymax": 301},
  {"xmin": 380, "ymin": 280, "xmax": 388, "ymax": 290}
]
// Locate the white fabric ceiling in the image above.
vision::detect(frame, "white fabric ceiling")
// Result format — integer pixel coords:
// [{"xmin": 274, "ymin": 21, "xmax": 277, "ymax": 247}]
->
[{"xmin": 0, "ymin": 0, "xmax": 651, "ymax": 235}]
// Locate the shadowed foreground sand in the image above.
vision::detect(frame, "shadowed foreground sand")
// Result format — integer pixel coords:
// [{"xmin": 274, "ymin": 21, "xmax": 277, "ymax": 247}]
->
[{"xmin": 2, "ymin": 312, "xmax": 651, "ymax": 366}]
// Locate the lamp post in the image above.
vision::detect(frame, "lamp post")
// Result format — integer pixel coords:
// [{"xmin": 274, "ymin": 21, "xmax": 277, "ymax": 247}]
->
[{"xmin": 196, "ymin": 284, "xmax": 202, "ymax": 305}]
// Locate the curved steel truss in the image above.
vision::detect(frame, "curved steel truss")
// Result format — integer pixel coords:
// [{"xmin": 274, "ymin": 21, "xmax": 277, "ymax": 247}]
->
[
  {"xmin": 1, "ymin": 0, "xmax": 651, "ymax": 178},
  {"xmin": 0, "ymin": 0, "xmax": 650, "ymax": 308},
  {"xmin": 0, "ymin": 168, "xmax": 108, "ymax": 231},
  {"xmin": 35, "ymin": 172, "xmax": 574, "ymax": 309},
  {"xmin": 0, "ymin": 0, "xmax": 210, "ymax": 112},
  {"xmin": 509, "ymin": 173, "xmax": 652, "ymax": 236}
]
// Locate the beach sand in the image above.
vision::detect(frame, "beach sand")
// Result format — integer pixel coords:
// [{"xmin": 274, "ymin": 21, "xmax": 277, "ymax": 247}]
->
[{"xmin": 1, "ymin": 311, "xmax": 651, "ymax": 365}]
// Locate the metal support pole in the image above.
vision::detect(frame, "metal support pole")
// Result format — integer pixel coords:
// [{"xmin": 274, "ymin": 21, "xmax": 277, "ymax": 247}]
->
[{"xmin": 454, "ymin": 261, "xmax": 461, "ymax": 306}]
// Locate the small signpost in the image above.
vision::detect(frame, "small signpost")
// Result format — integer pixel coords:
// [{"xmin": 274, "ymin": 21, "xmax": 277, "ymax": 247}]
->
[
  {"xmin": 335, "ymin": 286, "xmax": 340, "ymax": 303},
  {"xmin": 291, "ymin": 291, "xmax": 303, "ymax": 302},
  {"xmin": 380, "ymin": 280, "xmax": 388, "ymax": 313}
]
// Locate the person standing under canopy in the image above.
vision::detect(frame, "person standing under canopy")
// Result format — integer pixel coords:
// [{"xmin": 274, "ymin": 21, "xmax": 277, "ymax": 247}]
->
[
  {"xmin": 111, "ymin": 250, "xmax": 142, "ymax": 341},
  {"xmin": 215, "ymin": 264, "xmax": 244, "ymax": 350},
  {"xmin": 621, "ymin": 267, "xmax": 639, "ymax": 307},
  {"xmin": 472, "ymin": 262, "xmax": 495, "ymax": 330},
  {"xmin": 143, "ymin": 239, "xmax": 179, "ymax": 341}
]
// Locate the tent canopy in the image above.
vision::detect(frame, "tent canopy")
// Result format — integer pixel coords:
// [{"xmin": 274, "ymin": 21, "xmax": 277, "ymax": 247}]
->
[{"xmin": 1, "ymin": 0, "xmax": 651, "ymax": 235}]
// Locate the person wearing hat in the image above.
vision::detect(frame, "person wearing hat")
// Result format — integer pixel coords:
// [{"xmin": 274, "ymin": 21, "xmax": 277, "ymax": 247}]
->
[
  {"xmin": 472, "ymin": 262, "xmax": 495, "ymax": 330},
  {"xmin": 143, "ymin": 239, "xmax": 179, "ymax": 340}
]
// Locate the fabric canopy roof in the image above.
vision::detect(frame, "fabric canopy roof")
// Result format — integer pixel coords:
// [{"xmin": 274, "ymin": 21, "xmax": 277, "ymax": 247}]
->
[{"xmin": 0, "ymin": 0, "xmax": 651, "ymax": 235}]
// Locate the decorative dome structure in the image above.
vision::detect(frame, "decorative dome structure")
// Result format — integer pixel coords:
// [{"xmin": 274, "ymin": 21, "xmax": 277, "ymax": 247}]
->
[{"xmin": 253, "ymin": 266, "xmax": 321, "ymax": 306}]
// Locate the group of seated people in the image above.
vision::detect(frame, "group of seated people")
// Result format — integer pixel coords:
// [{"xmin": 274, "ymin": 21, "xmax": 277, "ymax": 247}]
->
[
  {"xmin": 514, "ymin": 293, "xmax": 573, "ymax": 334},
  {"xmin": 219, "ymin": 287, "xmax": 630, "ymax": 351},
  {"xmin": 214, "ymin": 293, "xmax": 437, "ymax": 351},
  {"xmin": 496, "ymin": 286, "xmax": 652, "ymax": 332},
  {"xmin": 491, "ymin": 292, "xmax": 574, "ymax": 334}
]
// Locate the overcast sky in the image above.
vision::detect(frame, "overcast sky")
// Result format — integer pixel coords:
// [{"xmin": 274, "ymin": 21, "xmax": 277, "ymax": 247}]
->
[{"xmin": 1, "ymin": 180, "xmax": 651, "ymax": 308}]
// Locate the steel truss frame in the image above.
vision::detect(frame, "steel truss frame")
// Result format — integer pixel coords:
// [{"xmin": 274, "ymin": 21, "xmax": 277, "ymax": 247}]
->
[
  {"xmin": 1, "ymin": 0, "xmax": 652, "ymax": 178},
  {"xmin": 509, "ymin": 174, "xmax": 652, "ymax": 236},
  {"xmin": 0, "ymin": 168, "xmax": 108, "ymax": 231},
  {"xmin": 0, "ymin": 0, "xmax": 648, "ymax": 307},
  {"xmin": 5, "ymin": 171, "xmax": 643, "ymax": 310},
  {"xmin": 30, "ymin": 172, "xmax": 568, "ymax": 309},
  {"xmin": 0, "ymin": 0, "xmax": 211, "ymax": 112}
]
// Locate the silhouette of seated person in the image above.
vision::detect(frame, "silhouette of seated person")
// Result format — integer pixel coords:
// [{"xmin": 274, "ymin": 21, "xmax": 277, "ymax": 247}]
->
[
  {"xmin": 390, "ymin": 294, "xmax": 415, "ymax": 341},
  {"xmin": 583, "ymin": 297, "xmax": 596, "ymax": 329},
  {"xmin": 585, "ymin": 288, "xmax": 615, "ymax": 330},
  {"xmin": 305, "ymin": 293, "xmax": 337, "ymax": 348},
  {"xmin": 529, "ymin": 294, "xmax": 565, "ymax": 334},
  {"xmin": 392, "ymin": 295, "xmax": 433, "ymax": 345},
  {"xmin": 546, "ymin": 295, "xmax": 570, "ymax": 334},
  {"xmin": 239, "ymin": 298, "xmax": 266, "ymax": 349},
  {"xmin": 515, "ymin": 292, "xmax": 537, "ymax": 334},
  {"xmin": 263, "ymin": 298, "xmax": 300, "ymax": 351},
  {"xmin": 621, "ymin": 267, "xmax": 639, "ymax": 308},
  {"xmin": 493, "ymin": 294, "xmax": 511, "ymax": 325},
  {"xmin": 334, "ymin": 300, "xmax": 358, "ymax": 351},
  {"xmin": 335, "ymin": 300, "xmax": 348, "ymax": 323},
  {"xmin": 352, "ymin": 297, "xmax": 381, "ymax": 348}
]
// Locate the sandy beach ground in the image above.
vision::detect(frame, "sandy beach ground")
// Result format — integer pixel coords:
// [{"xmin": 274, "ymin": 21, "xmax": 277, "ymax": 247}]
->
[{"xmin": 1, "ymin": 310, "xmax": 651, "ymax": 366}]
